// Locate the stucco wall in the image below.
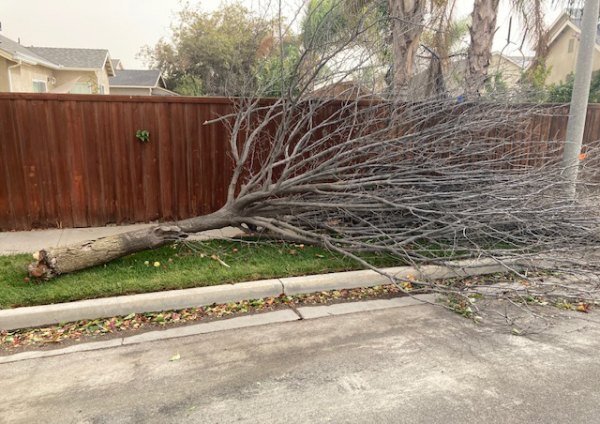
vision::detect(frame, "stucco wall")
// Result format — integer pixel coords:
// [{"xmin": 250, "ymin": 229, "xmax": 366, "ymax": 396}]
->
[
  {"xmin": 7, "ymin": 63, "xmax": 55, "ymax": 92},
  {"xmin": 151, "ymin": 87, "xmax": 178, "ymax": 96},
  {"xmin": 110, "ymin": 87, "xmax": 151, "ymax": 96},
  {"xmin": 546, "ymin": 26, "xmax": 600, "ymax": 85},
  {"xmin": 96, "ymin": 68, "xmax": 111, "ymax": 94},
  {"xmin": 53, "ymin": 70, "xmax": 98, "ymax": 93},
  {"xmin": 0, "ymin": 57, "xmax": 10, "ymax": 91},
  {"xmin": 0, "ymin": 56, "xmax": 112, "ymax": 94},
  {"xmin": 489, "ymin": 55, "xmax": 522, "ymax": 88}
]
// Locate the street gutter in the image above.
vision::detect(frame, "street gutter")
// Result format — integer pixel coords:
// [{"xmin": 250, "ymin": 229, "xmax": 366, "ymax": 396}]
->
[{"xmin": 0, "ymin": 295, "xmax": 435, "ymax": 364}]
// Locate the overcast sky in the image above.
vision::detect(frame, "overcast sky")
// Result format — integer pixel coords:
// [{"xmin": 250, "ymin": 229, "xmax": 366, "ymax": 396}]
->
[{"xmin": 0, "ymin": 0, "xmax": 565, "ymax": 69}]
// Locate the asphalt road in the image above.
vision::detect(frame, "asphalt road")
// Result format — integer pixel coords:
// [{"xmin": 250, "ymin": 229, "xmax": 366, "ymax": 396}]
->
[{"xmin": 2, "ymin": 301, "xmax": 600, "ymax": 424}]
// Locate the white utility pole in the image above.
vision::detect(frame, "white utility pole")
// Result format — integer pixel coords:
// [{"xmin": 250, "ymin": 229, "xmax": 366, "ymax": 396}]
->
[{"xmin": 562, "ymin": 0, "xmax": 600, "ymax": 197}]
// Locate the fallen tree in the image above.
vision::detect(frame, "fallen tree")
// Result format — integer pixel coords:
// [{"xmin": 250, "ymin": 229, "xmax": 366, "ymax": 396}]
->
[
  {"xmin": 28, "ymin": 1, "xmax": 600, "ymax": 285},
  {"xmin": 28, "ymin": 94, "xmax": 600, "ymax": 280}
]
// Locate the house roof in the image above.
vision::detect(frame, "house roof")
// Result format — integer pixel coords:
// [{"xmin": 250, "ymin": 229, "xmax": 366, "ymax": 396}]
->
[
  {"xmin": 0, "ymin": 34, "xmax": 61, "ymax": 68},
  {"xmin": 0, "ymin": 33, "xmax": 115, "ymax": 75},
  {"xmin": 504, "ymin": 55, "xmax": 534, "ymax": 69},
  {"xmin": 570, "ymin": 16, "xmax": 600, "ymax": 45},
  {"xmin": 111, "ymin": 58, "xmax": 122, "ymax": 70},
  {"xmin": 546, "ymin": 12, "xmax": 600, "ymax": 52},
  {"xmin": 109, "ymin": 69, "xmax": 162, "ymax": 87},
  {"xmin": 28, "ymin": 46, "xmax": 111, "ymax": 70}
]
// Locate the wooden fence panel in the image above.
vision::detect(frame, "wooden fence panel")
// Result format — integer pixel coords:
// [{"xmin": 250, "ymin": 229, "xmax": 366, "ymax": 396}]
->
[
  {"xmin": 0, "ymin": 94, "xmax": 235, "ymax": 230},
  {"xmin": 1, "ymin": 93, "xmax": 600, "ymax": 231}
]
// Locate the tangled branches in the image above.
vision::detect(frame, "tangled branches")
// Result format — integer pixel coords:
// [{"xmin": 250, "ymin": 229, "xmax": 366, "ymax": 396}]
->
[
  {"xmin": 221, "ymin": 95, "xmax": 600, "ymax": 278},
  {"xmin": 28, "ymin": 0, "xmax": 600, "ymax": 326}
]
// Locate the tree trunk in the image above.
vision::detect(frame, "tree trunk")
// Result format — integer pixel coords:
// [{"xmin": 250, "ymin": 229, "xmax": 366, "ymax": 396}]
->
[
  {"xmin": 387, "ymin": 0, "xmax": 426, "ymax": 96},
  {"xmin": 465, "ymin": 0, "xmax": 500, "ymax": 97},
  {"xmin": 425, "ymin": 56, "xmax": 447, "ymax": 97},
  {"xmin": 28, "ymin": 209, "xmax": 235, "ymax": 280}
]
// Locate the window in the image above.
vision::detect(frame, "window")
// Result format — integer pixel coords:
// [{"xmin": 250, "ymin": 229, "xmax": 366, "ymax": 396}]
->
[
  {"xmin": 32, "ymin": 80, "xmax": 47, "ymax": 93},
  {"xmin": 70, "ymin": 82, "xmax": 92, "ymax": 94},
  {"xmin": 568, "ymin": 38, "xmax": 575, "ymax": 53}
]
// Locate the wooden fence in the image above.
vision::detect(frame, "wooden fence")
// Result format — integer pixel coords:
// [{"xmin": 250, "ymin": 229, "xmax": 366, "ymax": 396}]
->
[
  {"xmin": 1, "ymin": 93, "xmax": 600, "ymax": 231},
  {"xmin": 0, "ymin": 94, "xmax": 239, "ymax": 231}
]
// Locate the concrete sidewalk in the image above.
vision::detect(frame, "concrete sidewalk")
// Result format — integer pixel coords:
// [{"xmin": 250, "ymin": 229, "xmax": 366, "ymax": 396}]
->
[{"xmin": 0, "ymin": 224, "xmax": 243, "ymax": 255}]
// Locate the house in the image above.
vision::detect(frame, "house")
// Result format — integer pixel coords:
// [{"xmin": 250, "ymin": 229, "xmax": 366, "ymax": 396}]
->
[
  {"xmin": 310, "ymin": 80, "xmax": 380, "ymax": 99},
  {"xmin": 487, "ymin": 54, "xmax": 532, "ymax": 87},
  {"xmin": 444, "ymin": 53, "xmax": 531, "ymax": 92},
  {"xmin": 0, "ymin": 34, "xmax": 115, "ymax": 94},
  {"xmin": 109, "ymin": 68, "xmax": 178, "ymax": 96},
  {"xmin": 408, "ymin": 52, "xmax": 531, "ymax": 98},
  {"xmin": 544, "ymin": 9, "xmax": 600, "ymax": 85}
]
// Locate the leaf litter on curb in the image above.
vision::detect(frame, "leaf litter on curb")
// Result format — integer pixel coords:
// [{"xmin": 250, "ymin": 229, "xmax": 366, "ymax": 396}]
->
[
  {"xmin": 0, "ymin": 285, "xmax": 405, "ymax": 351},
  {"xmin": 2, "ymin": 275, "xmax": 594, "ymax": 351}
]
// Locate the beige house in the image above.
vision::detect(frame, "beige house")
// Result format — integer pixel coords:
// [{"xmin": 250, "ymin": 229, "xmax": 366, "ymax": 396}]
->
[
  {"xmin": 487, "ymin": 54, "xmax": 531, "ymax": 87},
  {"xmin": 409, "ymin": 52, "xmax": 530, "ymax": 98},
  {"xmin": 0, "ymin": 34, "xmax": 115, "ymax": 94},
  {"xmin": 109, "ymin": 68, "xmax": 178, "ymax": 96},
  {"xmin": 544, "ymin": 10, "xmax": 600, "ymax": 85}
]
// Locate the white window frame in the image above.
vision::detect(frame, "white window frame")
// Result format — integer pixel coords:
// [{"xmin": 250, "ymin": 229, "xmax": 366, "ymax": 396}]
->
[{"xmin": 32, "ymin": 79, "xmax": 48, "ymax": 93}]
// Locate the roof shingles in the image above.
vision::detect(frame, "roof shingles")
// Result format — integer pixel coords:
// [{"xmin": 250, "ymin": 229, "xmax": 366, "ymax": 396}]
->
[
  {"xmin": 109, "ymin": 69, "xmax": 161, "ymax": 87},
  {"xmin": 27, "ymin": 46, "xmax": 109, "ymax": 69},
  {"xmin": 0, "ymin": 34, "xmax": 59, "ymax": 66}
]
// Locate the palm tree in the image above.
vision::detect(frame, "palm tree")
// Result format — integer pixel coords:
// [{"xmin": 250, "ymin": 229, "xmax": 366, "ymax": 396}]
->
[
  {"xmin": 465, "ymin": 0, "xmax": 549, "ymax": 97},
  {"xmin": 387, "ymin": 0, "xmax": 427, "ymax": 93},
  {"xmin": 420, "ymin": 0, "xmax": 467, "ymax": 96},
  {"xmin": 465, "ymin": 0, "xmax": 502, "ymax": 96},
  {"xmin": 301, "ymin": 0, "xmax": 430, "ymax": 96}
]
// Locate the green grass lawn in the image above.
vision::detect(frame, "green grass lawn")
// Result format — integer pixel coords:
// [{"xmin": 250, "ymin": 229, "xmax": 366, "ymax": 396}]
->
[{"xmin": 0, "ymin": 239, "xmax": 400, "ymax": 309}]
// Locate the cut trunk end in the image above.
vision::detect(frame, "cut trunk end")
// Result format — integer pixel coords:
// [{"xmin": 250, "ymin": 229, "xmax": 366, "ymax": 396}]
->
[{"xmin": 27, "ymin": 208, "xmax": 235, "ymax": 280}]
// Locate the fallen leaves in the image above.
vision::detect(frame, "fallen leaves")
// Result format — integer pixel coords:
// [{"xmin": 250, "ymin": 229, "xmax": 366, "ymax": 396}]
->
[
  {"xmin": 576, "ymin": 302, "xmax": 591, "ymax": 313},
  {"xmin": 0, "ymin": 285, "xmax": 404, "ymax": 351},
  {"xmin": 3, "ymin": 279, "xmax": 595, "ymax": 352}
]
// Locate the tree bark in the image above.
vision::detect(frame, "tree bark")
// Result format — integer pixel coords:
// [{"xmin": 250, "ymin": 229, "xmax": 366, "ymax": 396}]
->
[
  {"xmin": 387, "ymin": 0, "xmax": 426, "ymax": 96},
  {"xmin": 28, "ymin": 209, "xmax": 235, "ymax": 280},
  {"xmin": 465, "ymin": 0, "xmax": 500, "ymax": 97}
]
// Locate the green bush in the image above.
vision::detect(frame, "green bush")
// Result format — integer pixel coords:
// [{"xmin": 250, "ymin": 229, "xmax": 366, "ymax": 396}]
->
[{"xmin": 547, "ymin": 70, "xmax": 600, "ymax": 103}]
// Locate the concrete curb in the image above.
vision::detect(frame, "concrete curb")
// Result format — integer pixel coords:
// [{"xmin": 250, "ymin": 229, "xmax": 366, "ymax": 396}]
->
[
  {"xmin": 0, "ymin": 295, "xmax": 433, "ymax": 364},
  {"xmin": 0, "ymin": 279, "xmax": 282, "ymax": 331},
  {"xmin": 280, "ymin": 258, "xmax": 516, "ymax": 295},
  {"xmin": 0, "ymin": 257, "xmax": 523, "ymax": 331}
]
